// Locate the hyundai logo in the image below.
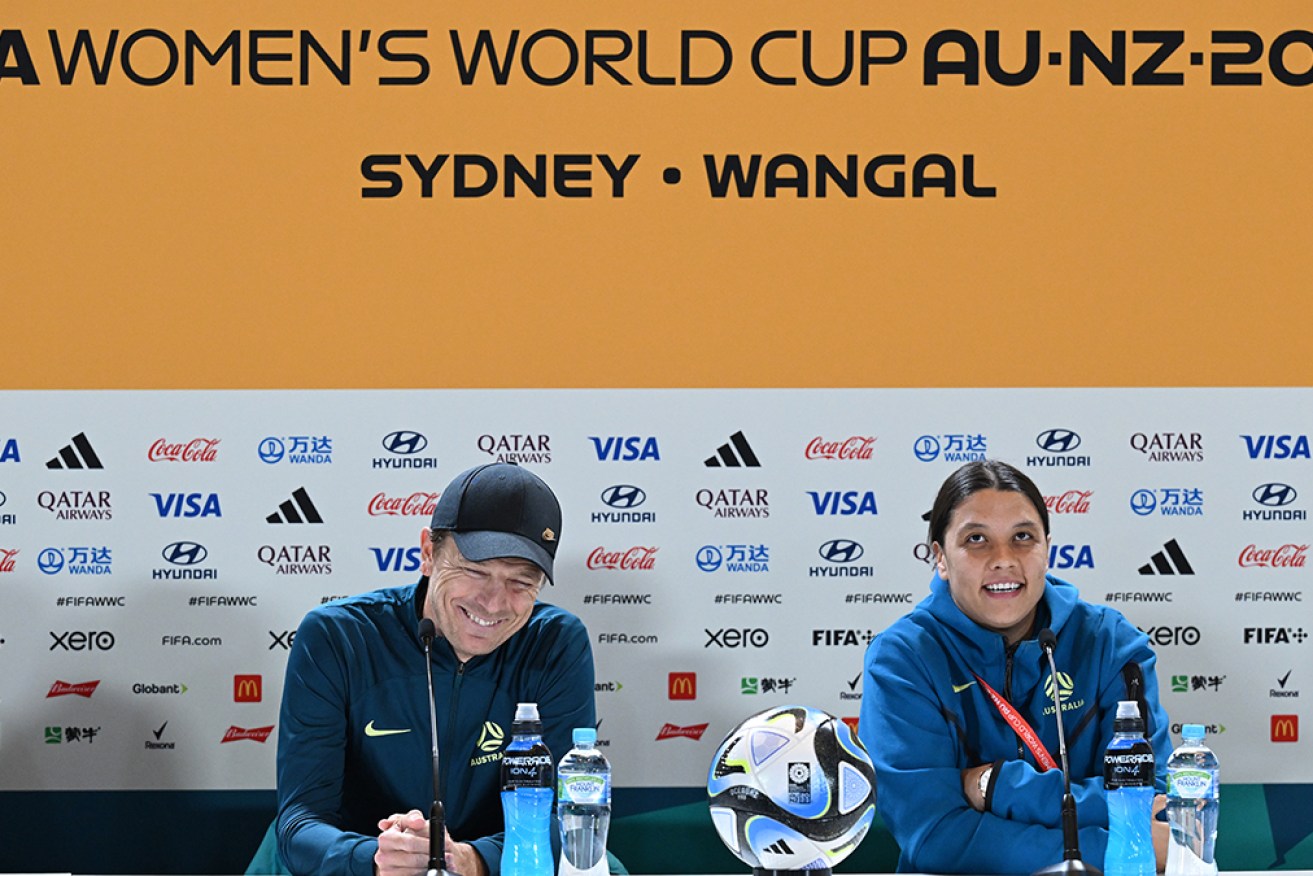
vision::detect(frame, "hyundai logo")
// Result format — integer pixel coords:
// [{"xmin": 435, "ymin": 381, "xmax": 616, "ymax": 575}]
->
[
  {"xmin": 0, "ymin": 490, "xmax": 6, "ymax": 507},
  {"xmin": 696, "ymin": 546, "xmax": 723, "ymax": 572},
  {"xmin": 601, "ymin": 485, "xmax": 646, "ymax": 509},
  {"xmin": 162, "ymin": 541, "xmax": 208, "ymax": 566},
  {"xmin": 913, "ymin": 436, "xmax": 941, "ymax": 462},
  {"xmin": 38, "ymin": 548, "xmax": 65, "ymax": 575},
  {"xmin": 819, "ymin": 539, "xmax": 864, "ymax": 563},
  {"xmin": 257, "ymin": 437, "xmax": 285, "ymax": 464},
  {"xmin": 1254, "ymin": 483, "xmax": 1297, "ymax": 507},
  {"xmin": 1037, "ymin": 429, "xmax": 1082, "ymax": 454},
  {"xmin": 382, "ymin": 431, "xmax": 428, "ymax": 455},
  {"xmin": 1129, "ymin": 490, "xmax": 1157, "ymax": 516}
]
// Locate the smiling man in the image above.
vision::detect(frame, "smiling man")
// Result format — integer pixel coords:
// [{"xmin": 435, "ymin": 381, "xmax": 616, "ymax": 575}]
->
[{"xmin": 276, "ymin": 463, "xmax": 595, "ymax": 876}]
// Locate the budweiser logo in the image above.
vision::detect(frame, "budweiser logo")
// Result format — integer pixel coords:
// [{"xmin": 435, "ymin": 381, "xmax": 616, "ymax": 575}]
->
[
  {"xmin": 221, "ymin": 725, "xmax": 275, "ymax": 744},
  {"xmin": 1239, "ymin": 544, "xmax": 1309, "ymax": 568},
  {"xmin": 367, "ymin": 491, "xmax": 440, "ymax": 517},
  {"xmin": 1045, "ymin": 490, "xmax": 1093, "ymax": 514},
  {"xmin": 47, "ymin": 680, "xmax": 100, "ymax": 698},
  {"xmin": 587, "ymin": 546, "xmax": 658, "ymax": 571},
  {"xmin": 655, "ymin": 722, "xmax": 709, "ymax": 741},
  {"xmin": 0, "ymin": 548, "xmax": 16, "ymax": 573},
  {"xmin": 148, "ymin": 438, "xmax": 220, "ymax": 462},
  {"xmin": 805, "ymin": 436, "xmax": 876, "ymax": 461}
]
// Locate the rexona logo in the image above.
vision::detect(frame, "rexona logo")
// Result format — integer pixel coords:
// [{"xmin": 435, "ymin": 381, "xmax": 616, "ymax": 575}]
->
[
  {"xmin": 266, "ymin": 488, "xmax": 323, "ymax": 524},
  {"xmin": 373, "ymin": 431, "xmax": 439, "ymax": 469},
  {"xmin": 258, "ymin": 545, "xmax": 332, "ymax": 575},
  {"xmin": 477, "ymin": 433, "xmax": 551, "ymax": 464},
  {"xmin": 234, "ymin": 674, "xmax": 262, "ymax": 702},
  {"xmin": 1130, "ymin": 432, "xmax": 1203, "ymax": 462},
  {"xmin": 0, "ymin": 438, "xmax": 19, "ymax": 462},
  {"xmin": 590, "ymin": 436, "xmax": 660, "ymax": 462},
  {"xmin": 1045, "ymin": 490, "xmax": 1093, "ymax": 514},
  {"xmin": 1027, "ymin": 429, "xmax": 1091, "ymax": 467},
  {"xmin": 221, "ymin": 725, "xmax": 274, "ymax": 744},
  {"xmin": 1271, "ymin": 715, "xmax": 1299, "ymax": 742},
  {"xmin": 695, "ymin": 488, "xmax": 768, "ymax": 519},
  {"xmin": 47, "ymin": 680, "xmax": 101, "ymax": 698},
  {"xmin": 1242, "ymin": 434, "xmax": 1312, "ymax": 460},
  {"xmin": 0, "ymin": 548, "xmax": 17, "ymax": 573},
  {"xmin": 1138, "ymin": 539, "xmax": 1194, "ymax": 576},
  {"xmin": 371, "ymin": 546, "xmax": 422, "ymax": 573},
  {"xmin": 593, "ymin": 485, "xmax": 655, "ymax": 524},
  {"xmin": 38, "ymin": 490, "xmax": 112, "ymax": 521},
  {"xmin": 1129, "ymin": 488, "xmax": 1203, "ymax": 517},
  {"xmin": 805, "ymin": 436, "xmax": 876, "ymax": 461},
  {"xmin": 1244, "ymin": 627, "xmax": 1309, "ymax": 645},
  {"xmin": 914, "ymin": 434, "xmax": 986, "ymax": 463},
  {"xmin": 368, "ymin": 491, "xmax": 440, "ymax": 517},
  {"xmin": 808, "ymin": 491, "xmax": 878, "ymax": 516},
  {"xmin": 695, "ymin": 544, "xmax": 769, "ymax": 573},
  {"xmin": 669, "ymin": 672, "xmax": 697, "ymax": 700},
  {"xmin": 258, "ymin": 436, "xmax": 332, "ymax": 464},
  {"xmin": 45, "ymin": 433, "xmax": 104, "ymax": 470},
  {"xmin": 1246, "ymin": 484, "xmax": 1306, "ymax": 521},
  {"xmin": 655, "ymin": 723, "xmax": 708, "ymax": 741},
  {"xmin": 705, "ymin": 628, "xmax": 769, "ymax": 648},
  {"xmin": 148, "ymin": 438, "xmax": 220, "ymax": 462},
  {"xmin": 38, "ymin": 546, "xmax": 112, "ymax": 576},
  {"xmin": 813, "ymin": 629, "xmax": 875, "ymax": 647},
  {"xmin": 1239, "ymin": 544, "xmax": 1308, "ymax": 569},
  {"xmin": 1271, "ymin": 670, "xmax": 1300, "ymax": 699},
  {"xmin": 151, "ymin": 492, "xmax": 222, "ymax": 518},
  {"xmin": 1048, "ymin": 544, "xmax": 1095, "ymax": 570},
  {"xmin": 810, "ymin": 540, "xmax": 874, "ymax": 578},
  {"xmin": 1139, "ymin": 625, "xmax": 1201, "ymax": 647},
  {"xmin": 704, "ymin": 431, "xmax": 760, "ymax": 468},
  {"xmin": 586, "ymin": 546, "xmax": 658, "ymax": 571}
]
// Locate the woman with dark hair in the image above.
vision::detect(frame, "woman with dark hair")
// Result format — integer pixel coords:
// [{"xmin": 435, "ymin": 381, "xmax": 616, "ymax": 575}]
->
[{"xmin": 859, "ymin": 460, "xmax": 1172, "ymax": 874}]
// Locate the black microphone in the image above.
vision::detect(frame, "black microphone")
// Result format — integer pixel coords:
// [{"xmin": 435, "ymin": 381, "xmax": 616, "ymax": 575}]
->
[
  {"xmin": 419, "ymin": 618, "xmax": 453, "ymax": 876},
  {"xmin": 1032, "ymin": 628, "xmax": 1102, "ymax": 876}
]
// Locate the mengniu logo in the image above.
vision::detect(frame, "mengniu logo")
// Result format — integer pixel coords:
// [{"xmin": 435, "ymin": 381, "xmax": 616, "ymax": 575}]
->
[
  {"xmin": 669, "ymin": 672, "xmax": 697, "ymax": 700},
  {"xmin": 1026, "ymin": 429, "xmax": 1091, "ymax": 467},
  {"xmin": 45, "ymin": 433, "xmax": 104, "ymax": 470},
  {"xmin": 234, "ymin": 674, "xmax": 262, "ymax": 702},
  {"xmin": 0, "ymin": 548, "xmax": 17, "ymax": 573},
  {"xmin": 477, "ymin": 721, "xmax": 505, "ymax": 752},
  {"xmin": 1, "ymin": 438, "xmax": 19, "ymax": 462},
  {"xmin": 590, "ymin": 436, "xmax": 660, "ymax": 462},
  {"xmin": 914, "ymin": 433, "xmax": 986, "ymax": 463},
  {"xmin": 259, "ymin": 436, "xmax": 332, "ymax": 465},
  {"xmin": 1271, "ymin": 715, "xmax": 1299, "ymax": 742},
  {"xmin": 221, "ymin": 725, "xmax": 274, "ymax": 744}
]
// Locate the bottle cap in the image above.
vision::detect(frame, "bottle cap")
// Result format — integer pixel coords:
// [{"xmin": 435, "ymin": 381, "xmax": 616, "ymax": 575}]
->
[
  {"xmin": 1116, "ymin": 700, "xmax": 1141, "ymax": 720},
  {"xmin": 1114, "ymin": 699, "xmax": 1146, "ymax": 733},
  {"xmin": 1182, "ymin": 723, "xmax": 1206, "ymax": 740},
  {"xmin": 515, "ymin": 702, "xmax": 540, "ymax": 722},
  {"xmin": 572, "ymin": 727, "xmax": 598, "ymax": 747}
]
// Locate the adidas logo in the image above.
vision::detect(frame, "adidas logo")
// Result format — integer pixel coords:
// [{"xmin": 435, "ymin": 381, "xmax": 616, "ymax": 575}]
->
[
  {"xmin": 1138, "ymin": 538, "xmax": 1194, "ymax": 575},
  {"xmin": 45, "ymin": 433, "xmax": 104, "ymax": 470},
  {"xmin": 704, "ymin": 431, "xmax": 761, "ymax": 468},
  {"xmin": 763, "ymin": 839, "xmax": 794, "ymax": 856},
  {"xmin": 266, "ymin": 487, "xmax": 323, "ymax": 524}
]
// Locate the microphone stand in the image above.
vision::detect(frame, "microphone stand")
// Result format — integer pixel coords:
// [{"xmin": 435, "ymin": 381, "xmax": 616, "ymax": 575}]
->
[
  {"xmin": 1032, "ymin": 630, "xmax": 1102, "ymax": 876},
  {"xmin": 420, "ymin": 619, "xmax": 456, "ymax": 876}
]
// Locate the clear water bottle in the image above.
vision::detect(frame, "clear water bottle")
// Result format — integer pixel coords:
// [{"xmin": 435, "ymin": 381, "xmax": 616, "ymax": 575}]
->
[
  {"xmin": 557, "ymin": 727, "xmax": 611, "ymax": 876},
  {"xmin": 501, "ymin": 703, "xmax": 555, "ymax": 876},
  {"xmin": 1165, "ymin": 724, "xmax": 1219, "ymax": 876},
  {"xmin": 1104, "ymin": 700, "xmax": 1156, "ymax": 876}
]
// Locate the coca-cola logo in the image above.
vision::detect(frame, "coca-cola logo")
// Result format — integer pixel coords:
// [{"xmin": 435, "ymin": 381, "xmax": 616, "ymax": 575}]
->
[
  {"xmin": 587, "ymin": 546, "xmax": 658, "ymax": 571},
  {"xmin": 148, "ymin": 438, "xmax": 220, "ymax": 462},
  {"xmin": 1239, "ymin": 544, "xmax": 1309, "ymax": 568},
  {"xmin": 1044, "ymin": 490, "xmax": 1093, "ymax": 514},
  {"xmin": 221, "ymin": 725, "xmax": 275, "ymax": 743},
  {"xmin": 47, "ymin": 680, "xmax": 101, "ymax": 698},
  {"xmin": 367, "ymin": 491, "xmax": 440, "ymax": 517},
  {"xmin": 805, "ymin": 436, "xmax": 877, "ymax": 461},
  {"xmin": 655, "ymin": 722, "xmax": 709, "ymax": 741},
  {"xmin": 0, "ymin": 548, "xmax": 16, "ymax": 573}
]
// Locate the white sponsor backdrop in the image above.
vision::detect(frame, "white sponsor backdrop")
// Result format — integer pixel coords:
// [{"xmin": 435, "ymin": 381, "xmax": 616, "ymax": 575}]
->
[{"xmin": 0, "ymin": 389, "xmax": 1309, "ymax": 792}]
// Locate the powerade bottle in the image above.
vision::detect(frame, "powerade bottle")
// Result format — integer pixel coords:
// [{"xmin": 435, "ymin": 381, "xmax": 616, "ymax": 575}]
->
[
  {"xmin": 501, "ymin": 703, "xmax": 555, "ymax": 876},
  {"xmin": 1165, "ymin": 724, "xmax": 1220, "ymax": 876},
  {"xmin": 1104, "ymin": 700, "xmax": 1156, "ymax": 876},
  {"xmin": 557, "ymin": 727, "xmax": 611, "ymax": 876}
]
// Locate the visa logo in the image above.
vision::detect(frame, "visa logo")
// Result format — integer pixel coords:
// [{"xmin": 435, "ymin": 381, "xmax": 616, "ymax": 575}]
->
[
  {"xmin": 0, "ymin": 439, "xmax": 18, "ymax": 462},
  {"xmin": 1048, "ymin": 544, "xmax": 1095, "ymax": 569},
  {"xmin": 589, "ymin": 437, "xmax": 660, "ymax": 462},
  {"xmin": 807, "ymin": 491, "xmax": 878, "ymax": 516},
  {"xmin": 1243, "ymin": 435, "xmax": 1311, "ymax": 460},
  {"xmin": 370, "ymin": 546, "xmax": 423, "ymax": 573},
  {"xmin": 151, "ymin": 493, "xmax": 222, "ymax": 518}
]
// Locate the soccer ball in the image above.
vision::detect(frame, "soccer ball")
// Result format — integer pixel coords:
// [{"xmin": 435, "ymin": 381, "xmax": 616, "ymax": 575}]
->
[{"xmin": 707, "ymin": 706, "xmax": 875, "ymax": 872}]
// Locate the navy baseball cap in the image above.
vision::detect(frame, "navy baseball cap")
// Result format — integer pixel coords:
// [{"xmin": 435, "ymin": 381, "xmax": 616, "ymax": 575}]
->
[{"xmin": 430, "ymin": 462, "xmax": 561, "ymax": 582}]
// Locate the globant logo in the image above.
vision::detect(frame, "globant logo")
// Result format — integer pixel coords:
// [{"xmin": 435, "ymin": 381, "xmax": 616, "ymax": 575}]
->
[
  {"xmin": 587, "ymin": 546, "xmax": 658, "ymax": 571},
  {"xmin": 373, "ymin": 431, "xmax": 440, "ymax": 469},
  {"xmin": 1129, "ymin": 488, "xmax": 1203, "ymax": 517},
  {"xmin": 914, "ymin": 434, "xmax": 986, "ymax": 463},
  {"xmin": 1045, "ymin": 490, "xmax": 1093, "ymax": 514},
  {"xmin": 1048, "ymin": 544, "xmax": 1095, "ymax": 570},
  {"xmin": 1242, "ymin": 435, "xmax": 1311, "ymax": 460},
  {"xmin": 695, "ymin": 488, "xmax": 768, "ymax": 519},
  {"xmin": 38, "ymin": 547, "xmax": 112, "ymax": 576},
  {"xmin": 37, "ymin": 490, "xmax": 112, "ymax": 521},
  {"xmin": 1245, "ymin": 484, "xmax": 1306, "ymax": 522},
  {"xmin": 221, "ymin": 725, "xmax": 274, "ymax": 744},
  {"xmin": 368, "ymin": 491, "xmax": 440, "ymax": 517},
  {"xmin": 148, "ymin": 438, "xmax": 220, "ymax": 463},
  {"xmin": 258, "ymin": 545, "xmax": 332, "ymax": 575},
  {"xmin": 477, "ymin": 433, "xmax": 551, "ymax": 464},
  {"xmin": 805, "ymin": 436, "xmax": 876, "ymax": 461},
  {"xmin": 1238, "ymin": 544, "xmax": 1308, "ymax": 569},
  {"xmin": 695, "ymin": 544, "xmax": 769, "ymax": 573},
  {"xmin": 1026, "ymin": 429, "xmax": 1091, "ymax": 467},
  {"xmin": 154, "ymin": 541, "xmax": 217, "ymax": 581},
  {"xmin": 810, "ymin": 539, "xmax": 874, "ymax": 578},
  {"xmin": 259, "ymin": 436, "xmax": 332, "ymax": 465},
  {"xmin": 807, "ymin": 490, "xmax": 878, "ymax": 515},
  {"xmin": 1129, "ymin": 432, "xmax": 1203, "ymax": 462},
  {"xmin": 592, "ymin": 485, "xmax": 656, "ymax": 524}
]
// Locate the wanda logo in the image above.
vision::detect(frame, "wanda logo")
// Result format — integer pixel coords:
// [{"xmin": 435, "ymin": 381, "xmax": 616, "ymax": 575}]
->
[
  {"xmin": 148, "ymin": 438, "xmax": 220, "ymax": 462},
  {"xmin": 221, "ymin": 725, "xmax": 275, "ymax": 743},
  {"xmin": 805, "ymin": 436, "xmax": 876, "ymax": 460},
  {"xmin": 367, "ymin": 492, "xmax": 440, "ymax": 517},
  {"xmin": 1239, "ymin": 544, "xmax": 1309, "ymax": 568},
  {"xmin": 587, "ymin": 546, "xmax": 658, "ymax": 571},
  {"xmin": 1045, "ymin": 490, "xmax": 1093, "ymax": 514}
]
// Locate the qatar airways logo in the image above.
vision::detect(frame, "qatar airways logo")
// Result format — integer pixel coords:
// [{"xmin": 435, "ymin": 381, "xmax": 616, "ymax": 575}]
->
[
  {"xmin": 148, "ymin": 438, "xmax": 220, "ymax": 463},
  {"xmin": 805, "ymin": 436, "xmax": 876, "ymax": 461},
  {"xmin": 587, "ymin": 546, "xmax": 658, "ymax": 571},
  {"xmin": 1045, "ymin": 490, "xmax": 1093, "ymax": 514},
  {"xmin": 367, "ymin": 492, "xmax": 440, "ymax": 517},
  {"xmin": 221, "ymin": 725, "xmax": 274, "ymax": 744},
  {"xmin": 1239, "ymin": 544, "xmax": 1308, "ymax": 569}
]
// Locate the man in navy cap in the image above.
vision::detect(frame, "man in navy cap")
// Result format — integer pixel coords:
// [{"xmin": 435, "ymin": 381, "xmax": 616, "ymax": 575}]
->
[{"xmin": 276, "ymin": 463, "xmax": 596, "ymax": 876}]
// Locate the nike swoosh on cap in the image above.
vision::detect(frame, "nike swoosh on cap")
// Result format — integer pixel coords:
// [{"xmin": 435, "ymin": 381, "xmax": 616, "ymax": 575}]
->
[
  {"xmin": 364, "ymin": 720, "xmax": 412, "ymax": 737},
  {"xmin": 952, "ymin": 681, "xmax": 977, "ymax": 694}
]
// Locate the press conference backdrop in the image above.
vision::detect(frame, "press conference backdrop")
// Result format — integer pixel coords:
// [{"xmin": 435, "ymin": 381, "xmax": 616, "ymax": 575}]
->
[{"xmin": 0, "ymin": 388, "xmax": 1311, "ymax": 869}]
